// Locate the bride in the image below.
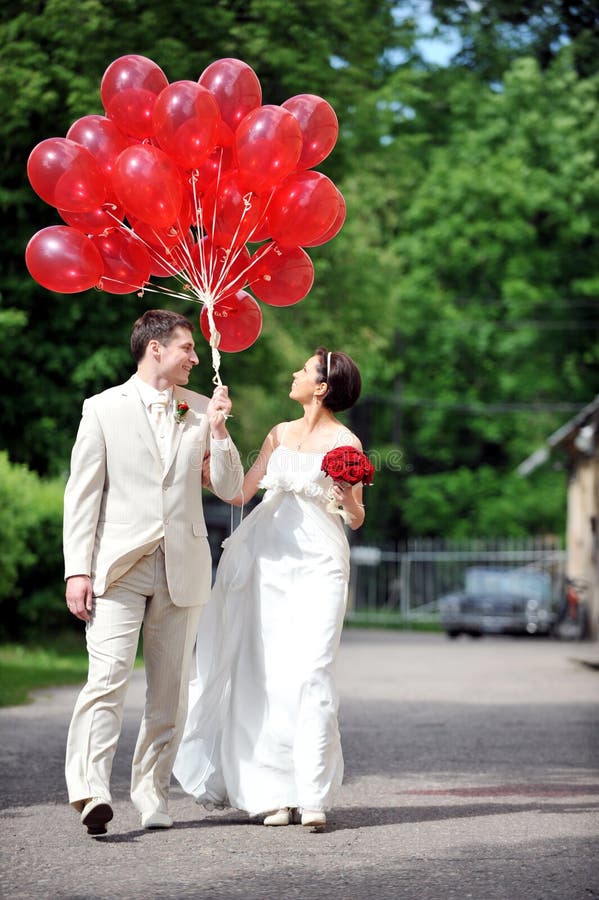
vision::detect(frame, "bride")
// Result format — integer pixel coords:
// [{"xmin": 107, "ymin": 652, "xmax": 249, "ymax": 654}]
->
[{"xmin": 173, "ymin": 347, "xmax": 367, "ymax": 830}]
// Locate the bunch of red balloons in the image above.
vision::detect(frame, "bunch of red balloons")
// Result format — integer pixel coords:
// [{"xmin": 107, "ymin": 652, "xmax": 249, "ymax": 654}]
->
[{"xmin": 25, "ymin": 55, "xmax": 345, "ymax": 352}]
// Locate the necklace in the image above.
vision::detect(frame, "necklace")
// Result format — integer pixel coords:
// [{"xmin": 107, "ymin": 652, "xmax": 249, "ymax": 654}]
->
[
  {"xmin": 296, "ymin": 429, "xmax": 311, "ymax": 450},
  {"xmin": 296, "ymin": 425, "xmax": 323, "ymax": 450},
  {"xmin": 294, "ymin": 416, "xmax": 336, "ymax": 451}
]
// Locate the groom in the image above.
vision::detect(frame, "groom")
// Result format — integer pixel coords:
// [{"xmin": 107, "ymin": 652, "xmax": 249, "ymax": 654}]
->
[{"xmin": 63, "ymin": 309, "xmax": 243, "ymax": 836}]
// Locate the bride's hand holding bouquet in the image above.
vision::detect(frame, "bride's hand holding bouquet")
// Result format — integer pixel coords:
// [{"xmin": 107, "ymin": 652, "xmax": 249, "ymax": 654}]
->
[{"xmin": 321, "ymin": 445, "xmax": 374, "ymax": 523}]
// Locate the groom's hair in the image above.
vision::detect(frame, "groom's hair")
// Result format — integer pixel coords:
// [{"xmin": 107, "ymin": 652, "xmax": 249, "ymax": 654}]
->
[
  {"xmin": 315, "ymin": 346, "xmax": 362, "ymax": 412},
  {"xmin": 131, "ymin": 309, "xmax": 194, "ymax": 363}
]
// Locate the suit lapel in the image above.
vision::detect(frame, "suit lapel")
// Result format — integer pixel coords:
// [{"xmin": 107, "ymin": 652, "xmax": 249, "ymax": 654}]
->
[
  {"xmin": 122, "ymin": 377, "xmax": 163, "ymax": 470},
  {"xmin": 164, "ymin": 388, "xmax": 188, "ymax": 477}
]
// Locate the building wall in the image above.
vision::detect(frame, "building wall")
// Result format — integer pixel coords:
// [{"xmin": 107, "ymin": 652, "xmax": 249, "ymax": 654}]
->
[{"xmin": 566, "ymin": 454, "xmax": 599, "ymax": 639}]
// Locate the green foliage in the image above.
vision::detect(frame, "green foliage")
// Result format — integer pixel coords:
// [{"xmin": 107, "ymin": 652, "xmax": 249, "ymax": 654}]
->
[
  {"xmin": 0, "ymin": 642, "xmax": 89, "ymax": 707},
  {"xmin": 0, "ymin": 453, "xmax": 66, "ymax": 639},
  {"xmin": 400, "ymin": 465, "xmax": 565, "ymax": 538},
  {"xmin": 0, "ymin": 453, "xmax": 37, "ymax": 603},
  {"xmin": 358, "ymin": 50, "xmax": 599, "ymax": 539},
  {"xmin": 431, "ymin": 0, "xmax": 599, "ymax": 78}
]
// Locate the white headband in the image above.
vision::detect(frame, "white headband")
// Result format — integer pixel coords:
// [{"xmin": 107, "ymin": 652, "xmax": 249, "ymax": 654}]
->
[{"xmin": 326, "ymin": 351, "xmax": 332, "ymax": 378}]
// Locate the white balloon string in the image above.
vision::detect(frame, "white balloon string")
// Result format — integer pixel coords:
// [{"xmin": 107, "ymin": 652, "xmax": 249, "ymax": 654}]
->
[
  {"xmin": 101, "ymin": 160, "xmax": 250, "ymax": 389},
  {"xmin": 210, "ymin": 194, "xmax": 254, "ymax": 299},
  {"xmin": 189, "ymin": 171, "xmax": 210, "ymax": 288},
  {"xmin": 208, "ymin": 149, "xmax": 222, "ymax": 256},
  {"xmin": 135, "ymin": 283, "xmax": 202, "ymax": 302},
  {"xmin": 239, "ymin": 239, "xmax": 277, "ymax": 292},
  {"xmin": 188, "ymin": 170, "xmax": 223, "ymax": 386},
  {"xmin": 203, "ymin": 293, "xmax": 222, "ymax": 387},
  {"xmin": 102, "ymin": 208, "xmax": 187, "ymax": 283},
  {"xmin": 245, "ymin": 186, "xmax": 276, "ymax": 241}
]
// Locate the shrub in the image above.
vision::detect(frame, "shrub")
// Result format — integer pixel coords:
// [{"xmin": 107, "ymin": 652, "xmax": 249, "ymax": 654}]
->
[{"xmin": 0, "ymin": 452, "xmax": 66, "ymax": 639}]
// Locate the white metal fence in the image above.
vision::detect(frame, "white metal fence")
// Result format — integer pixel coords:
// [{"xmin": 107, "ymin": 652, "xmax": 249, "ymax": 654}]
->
[{"xmin": 346, "ymin": 537, "xmax": 566, "ymax": 626}]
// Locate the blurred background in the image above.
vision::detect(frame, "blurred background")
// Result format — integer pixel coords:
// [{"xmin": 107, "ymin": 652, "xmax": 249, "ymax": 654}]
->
[{"xmin": 1, "ymin": 0, "xmax": 598, "ymax": 641}]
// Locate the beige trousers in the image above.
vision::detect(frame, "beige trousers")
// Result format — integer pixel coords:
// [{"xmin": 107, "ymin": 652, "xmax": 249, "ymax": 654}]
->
[{"xmin": 65, "ymin": 547, "xmax": 202, "ymax": 816}]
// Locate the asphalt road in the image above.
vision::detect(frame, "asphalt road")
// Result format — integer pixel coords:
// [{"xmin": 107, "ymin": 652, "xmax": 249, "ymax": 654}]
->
[{"xmin": 1, "ymin": 630, "xmax": 598, "ymax": 900}]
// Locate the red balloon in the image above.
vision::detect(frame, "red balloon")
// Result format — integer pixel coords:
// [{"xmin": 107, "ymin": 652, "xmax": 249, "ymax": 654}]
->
[
  {"xmin": 281, "ymin": 94, "xmax": 339, "ymax": 169},
  {"xmin": 268, "ymin": 171, "xmax": 339, "ymax": 247},
  {"xmin": 201, "ymin": 170, "xmax": 265, "ymax": 248},
  {"xmin": 303, "ymin": 189, "xmax": 346, "ymax": 246},
  {"xmin": 90, "ymin": 229, "xmax": 152, "ymax": 294},
  {"xmin": 235, "ymin": 105, "xmax": 303, "ymax": 195},
  {"xmin": 199, "ymin": 58, "xmax": 262, "ymax": 132},
  {"xmin": 27, "ymin": 138, "xmax": 107, "ymax": 212},
  {"xmin": 174, "ymin": 181, "xmax": 199, "ymax": 230},
  {"xmin": 153, "ymin": 81, "xmax": 220, "ymax": 169},
  {"xmin": 25, "ymin": 226, "xmax": 103, "ymax": 293},
  {"xmin": 144, "ymin": 230, "xmax": 195, "ymax": 277},
  {"xmin": 248, "ymin": 242, "xmax": 314, "ymax": 306},
  {"xmin": 200, "ymin": 290, "xmax": 262, "ymax": 352},
  {"xmin": 247, "ymin": 216, "xmax": 271, "ymax": 243},
  {"xmin": 101, "ymin": 55, "xmax": 168, "ymax": 139},
  {"xmin": 148, "ymin": 250, "xmax": 182, "ymax": 278},
  {"xmin": 189, "ymin": 145, "xmax": 235, "ymax": 196},
  {"xmin": 112, "ymin": 144, "xmax": 183, "ymax": 228},
  {"xmin": 129, "ymin": 216, "xmax": 188, "ymax": 251},
  {"xmin": 190, "ymin": 237, "xmax": 250, "ymax": 299},
  {"xmin": 215, "ymin": 120, "xmax": 235, "ymax": 148},
  {"xmin": 58, "ymin": 198, "xmax": 125, "ymax": 235},
  {"xmin": 66, "ymin": 115, "xmax": 130, "ymax": 179}
]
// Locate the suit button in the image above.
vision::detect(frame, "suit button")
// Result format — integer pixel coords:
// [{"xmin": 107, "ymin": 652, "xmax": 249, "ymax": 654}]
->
[{"xmin": 163, "ymin": 518, "xmax": 169, "ymax": 524}]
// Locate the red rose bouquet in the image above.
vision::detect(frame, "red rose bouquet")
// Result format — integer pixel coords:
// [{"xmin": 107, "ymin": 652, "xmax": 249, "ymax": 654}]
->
[{"xmin": 321, "ymin": 446, "xmax": 375, "ymax": 486}]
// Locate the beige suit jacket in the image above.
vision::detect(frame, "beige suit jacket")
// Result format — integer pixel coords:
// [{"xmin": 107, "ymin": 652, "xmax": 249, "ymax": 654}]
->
[{"xmin": 63, "ymin": 376, "xmax": 243, "ymax": 607}]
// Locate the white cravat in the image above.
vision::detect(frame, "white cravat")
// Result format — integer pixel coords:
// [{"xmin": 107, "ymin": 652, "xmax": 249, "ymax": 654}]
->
[{"xmin": 150, "ymin": 391, "xmax": 170, "ymax": 463}]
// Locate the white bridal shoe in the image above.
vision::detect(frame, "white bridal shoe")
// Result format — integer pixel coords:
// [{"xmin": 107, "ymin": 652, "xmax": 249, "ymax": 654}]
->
[
  {"xmin": 301, "ymin": 810, "xmax": 326, "ymax": 830},
  {"xmin": 141, "ymin": 810, "xmax": 173, "ymax": 829},
  {"xmin": 263, "ymin": 807, "xmax": 292, "ymax": 826}
]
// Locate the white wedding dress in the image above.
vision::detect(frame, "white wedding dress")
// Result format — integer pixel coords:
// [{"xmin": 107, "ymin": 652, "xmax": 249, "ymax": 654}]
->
[{"xmin": 173, "ymin": 442, "xmax": 350, "ymax": 816}]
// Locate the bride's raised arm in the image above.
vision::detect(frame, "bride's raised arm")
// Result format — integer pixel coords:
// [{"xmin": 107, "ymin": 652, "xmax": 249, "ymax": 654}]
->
[{"xmin": 227, "ymin": 423, "xmax": 284, "ymax": 507}]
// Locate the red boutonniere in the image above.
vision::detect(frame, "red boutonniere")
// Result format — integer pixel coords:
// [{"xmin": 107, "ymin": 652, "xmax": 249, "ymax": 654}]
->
[
  {"xmin": 175, "ymin": 400, "xmax": 190, "ymax": 423},
  {"xmin": 321, "ymin": 446, "xmax": 375, "ymax": 485}
]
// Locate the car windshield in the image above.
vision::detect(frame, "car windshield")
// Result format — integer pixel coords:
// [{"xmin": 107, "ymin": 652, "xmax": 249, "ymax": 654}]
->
[{"xmin": 464, "ymin": 568, "xmax": 550, "ymax": 602}]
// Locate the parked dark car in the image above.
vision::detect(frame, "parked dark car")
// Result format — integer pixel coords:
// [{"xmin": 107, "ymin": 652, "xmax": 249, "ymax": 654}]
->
[{"xmin": 438, "ymin": 566, "xmax": 556, "ymax": 638}]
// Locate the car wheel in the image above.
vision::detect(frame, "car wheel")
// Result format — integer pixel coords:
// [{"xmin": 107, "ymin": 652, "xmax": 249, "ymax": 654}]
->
[{"xmin": 446, "ymin": 630, "xmax": 461, "ymax": 639}]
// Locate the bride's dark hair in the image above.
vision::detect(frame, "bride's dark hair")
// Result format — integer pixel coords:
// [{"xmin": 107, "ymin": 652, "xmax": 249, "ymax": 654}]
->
[{"xmin": 315, "ymin": 347, "xmax": 362, "ymax": 412}]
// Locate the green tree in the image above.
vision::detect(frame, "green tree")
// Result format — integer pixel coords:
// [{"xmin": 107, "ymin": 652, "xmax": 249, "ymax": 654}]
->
[
  {"xmin": 431, "ymin": 0, "xmax": 599, "ymax": 78},
  {"xmin": 357, "ymin": 50, "xmax": 599, "ymax": 538}
]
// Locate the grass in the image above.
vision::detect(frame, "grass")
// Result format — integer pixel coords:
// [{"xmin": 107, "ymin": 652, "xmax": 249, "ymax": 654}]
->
[
  {"xmin": 1, "ymin": 617, "xmax": 442, "ymax": 708},
  {"xmin": 345, "ymin": 612, "xmax": 442, "ymax": 631},
  {"xmin": 0, "ymin": 633, "xmax": 144, "ymax": 707},
  {"xmin": 0, "ymin": 642, "xmax": 89, "ymax": 707}
]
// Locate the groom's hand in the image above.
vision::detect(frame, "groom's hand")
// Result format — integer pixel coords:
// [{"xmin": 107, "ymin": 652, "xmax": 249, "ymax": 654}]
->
[
  {"xmin": 66, "ymin": 575, "xmax": 93, "ymax": 622},
  {"xmin": 207, "ymin": 385, "xmax": 232, "ymax": 439},
  {"xmin": 201, "ymin": 451, "xmax": 212, "ymax": 488}
]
